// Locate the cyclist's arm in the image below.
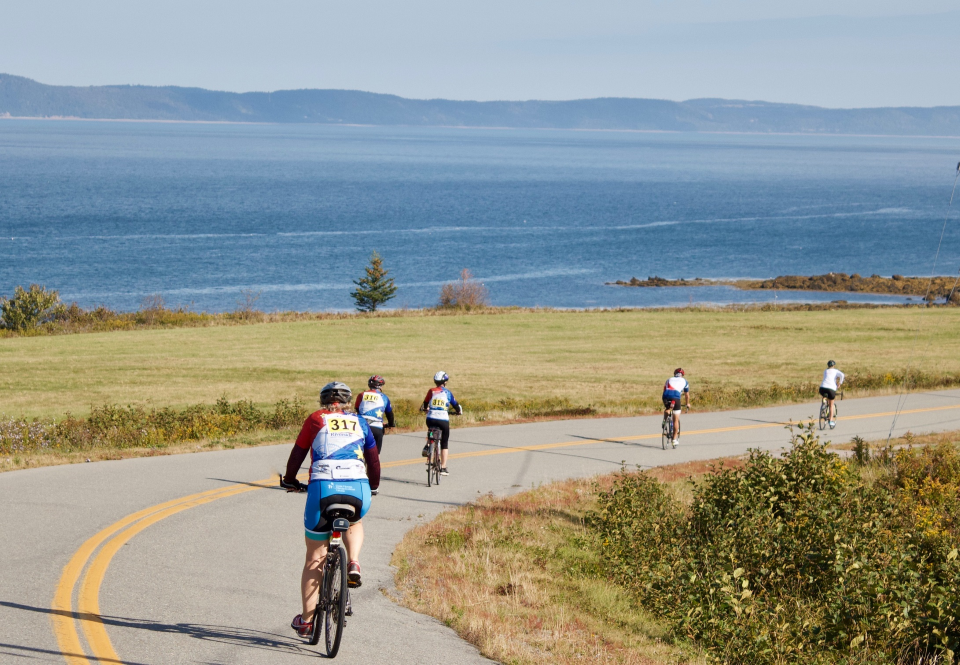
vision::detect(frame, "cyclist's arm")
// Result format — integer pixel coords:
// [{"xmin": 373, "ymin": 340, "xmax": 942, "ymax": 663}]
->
[
  {"xmin": 284, "ymin": 415, "xmax": 318, "ymax": 484},
  {"xmin": 384, "ymin": 396, "xmax": 396, "ymax": 428},
  {"xmin": 353, "ymin": 393, "xmax": 363, "ymax": 412},
  {"xmin": 447, "ymin": 390, "xmax": 463, "ymax": 415},
  {"xmin": 363, "ymin": 446, "xmax": 381, "ymax": 490},
  {"xmin": 420, "ymin": 389, "xmax": 432, "ymax": 412}
]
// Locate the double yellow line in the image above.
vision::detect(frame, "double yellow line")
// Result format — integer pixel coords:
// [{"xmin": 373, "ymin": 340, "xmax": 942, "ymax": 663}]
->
[{"xmin": 51, "ymin": 402, "xmax": 960, "ymax": 663}]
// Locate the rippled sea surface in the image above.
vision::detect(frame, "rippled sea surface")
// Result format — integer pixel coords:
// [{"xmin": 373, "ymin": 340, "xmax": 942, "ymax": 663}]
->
[{"xmin": 2, "ymin": 120, "xmax": 959, "ymax": 311}]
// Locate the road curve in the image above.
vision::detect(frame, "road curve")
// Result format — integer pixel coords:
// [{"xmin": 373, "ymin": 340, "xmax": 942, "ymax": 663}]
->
[{"xmin": 3, "ymin": 389, "xmax": 960, "ymax": 664}]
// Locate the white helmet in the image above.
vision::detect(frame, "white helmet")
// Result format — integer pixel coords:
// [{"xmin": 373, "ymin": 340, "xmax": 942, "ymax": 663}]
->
[{"xmin": 433, "ymin": 371, "xmax": 449, "ymax": 385}]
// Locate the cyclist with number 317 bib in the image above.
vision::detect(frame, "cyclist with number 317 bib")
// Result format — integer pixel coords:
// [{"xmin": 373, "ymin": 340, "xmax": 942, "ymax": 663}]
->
[
  {"xmin": 281, "ymin": 381, "xmax": 380, "ymax": 638},
  {"xmin": 420, "ymin": 371, "xmax": 462, "ymax": 476}
]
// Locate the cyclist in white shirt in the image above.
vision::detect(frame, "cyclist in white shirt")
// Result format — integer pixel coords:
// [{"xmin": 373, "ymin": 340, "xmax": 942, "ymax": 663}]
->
[
  {"xmin": 818, "ymin": 360, "xmax": 845, "ymax": 429},
  {"xmin": 662, "ymin": 368, "xmax": 691, "ymax": 446}
]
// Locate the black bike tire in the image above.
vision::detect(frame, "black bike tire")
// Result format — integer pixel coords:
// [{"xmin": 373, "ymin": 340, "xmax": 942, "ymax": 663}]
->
[
  {"xmin": 426, "ymin": 439, "xmax": 433, "ymax": 487},
  {"xmin": 308, "ymin": 584, "xmax": 322, "ymax": 646},
  {"xmin": 432, "ymin": 442, "xmax": 441, "ymax": 486},
  {"xmin": 324, "ymin": 545, "xmax": 348, "ymax": 658},
  {"xmin": 819, "ymin": 401, "xmax": 828, "ymax": 430},
  {"xmin": 661, "ymin": 417, "xmax": 669, "ymax": 450}
]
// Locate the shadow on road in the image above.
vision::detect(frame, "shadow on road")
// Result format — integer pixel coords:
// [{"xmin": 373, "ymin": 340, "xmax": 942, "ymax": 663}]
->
[{"xmin": 0, "ymin": 601, "xmax": 310, "ymax": 658}]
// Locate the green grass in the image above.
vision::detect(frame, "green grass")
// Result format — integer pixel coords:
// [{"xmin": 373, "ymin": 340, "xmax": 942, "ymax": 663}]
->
[{"xmin": 3, "ymin": 307, "xmax": 960, "ymax": 419}]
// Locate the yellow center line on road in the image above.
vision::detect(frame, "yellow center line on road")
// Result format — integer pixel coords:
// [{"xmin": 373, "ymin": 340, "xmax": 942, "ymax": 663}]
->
[{"xmin": 53, "ymin": 400, "xmax": 960, "ymax": 663}]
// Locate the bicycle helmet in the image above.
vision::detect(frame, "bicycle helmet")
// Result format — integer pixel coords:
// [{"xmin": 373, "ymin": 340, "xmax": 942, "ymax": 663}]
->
[
  {"xmin": 319, "ymin": 381, "xmax": 352, "ymax": 405},
  {"xmin": 368, "ymin": 375, "xmax": 385, "ymax": 389},
  {"xmin": 827, "ymin": 360, "xmax": 836, "ymax": 368},
  {"xmin": 433, "ymin": 371, "xmax": 449, "ymax": 385},
  {"xmin": 674, "ymin": 368, "xmax": 685, "ymax": 377}
]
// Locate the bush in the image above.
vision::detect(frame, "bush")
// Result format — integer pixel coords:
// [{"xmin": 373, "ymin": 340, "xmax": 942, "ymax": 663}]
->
[
  {"xmin": 0, "ymin": 284, "xmax": 66, "ymax": 330},
  {"xmin": 0, "ymin": 397, "xmax": 308, "ymax": 455},
  {"xmin": 438, "ymin": 269, "xmax": 489, "ymax": 309},
  {"xmin": 591, "ymin": 424, "xmax": 960, "ymax": 663}
]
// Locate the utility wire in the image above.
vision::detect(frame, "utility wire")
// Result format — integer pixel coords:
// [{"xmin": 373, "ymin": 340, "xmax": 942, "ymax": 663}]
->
[{"xmin": 885, "ymin": 164, "xmax": 960, "ymax": 445}]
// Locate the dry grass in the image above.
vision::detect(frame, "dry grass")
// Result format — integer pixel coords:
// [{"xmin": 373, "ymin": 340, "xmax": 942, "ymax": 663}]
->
[
  {"xmin": 4, "ymin": 307, "xmax": 960, "ymax": 419},
  {"xmin": 390, "ymin": 461, "xmax": 742, "ymax": 664},
  {"xmin": 829, "ymin": 429, "xmax": 960, "ymax": 451}
]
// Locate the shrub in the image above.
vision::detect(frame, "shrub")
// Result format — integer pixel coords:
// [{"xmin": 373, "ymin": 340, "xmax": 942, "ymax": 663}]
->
[
  {"xmin": 0, "ymin": 284, "xmax": 66, "ymax": 330},
  {"xmin": 591, "ymin": 423, "xmax": 960, "ymax": 663},
  {"xmin": 438, "ymin": 269, "xmax": 489, "ymax": 309}
]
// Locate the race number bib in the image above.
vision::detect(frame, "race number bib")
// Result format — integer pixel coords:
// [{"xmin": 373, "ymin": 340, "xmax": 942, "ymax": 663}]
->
[{"xmin": 326, "ymin": 417, "xmax": 358, "ymax": 433}]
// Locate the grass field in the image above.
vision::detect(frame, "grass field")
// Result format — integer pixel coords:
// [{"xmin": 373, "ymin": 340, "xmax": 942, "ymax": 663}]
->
[{"xmin": 3, "ymin": 307, "xmax": 960, "ymax": 419}]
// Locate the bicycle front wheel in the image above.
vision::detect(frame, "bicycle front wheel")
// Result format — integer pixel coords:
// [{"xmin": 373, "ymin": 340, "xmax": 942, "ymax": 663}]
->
[{"xmin": 324, "ymin": 545, "xmax": 348, "ymax": 658}]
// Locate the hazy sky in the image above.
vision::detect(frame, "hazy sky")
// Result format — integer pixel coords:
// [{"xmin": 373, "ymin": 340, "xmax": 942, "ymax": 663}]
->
[{"xmin": 2, "ymin": 1, "xmax": 958, "ymax": 107}]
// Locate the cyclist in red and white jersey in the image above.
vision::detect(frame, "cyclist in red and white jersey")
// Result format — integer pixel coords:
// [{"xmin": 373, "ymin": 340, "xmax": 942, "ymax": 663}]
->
[{"xmin": 420, "ymin": 371, "xmax": 461, "ymax": 475}]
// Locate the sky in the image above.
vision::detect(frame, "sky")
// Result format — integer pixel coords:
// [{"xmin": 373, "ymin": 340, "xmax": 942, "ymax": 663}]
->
[{"xmin": 1, "ymin": 1, "xmax": 958, "ymax": 108}]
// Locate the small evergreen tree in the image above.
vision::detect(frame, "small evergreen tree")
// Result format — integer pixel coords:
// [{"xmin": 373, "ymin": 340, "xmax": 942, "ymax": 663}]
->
[{"xmin": 351, "ymin": 251, "xmax": 397, "ymax": 312}]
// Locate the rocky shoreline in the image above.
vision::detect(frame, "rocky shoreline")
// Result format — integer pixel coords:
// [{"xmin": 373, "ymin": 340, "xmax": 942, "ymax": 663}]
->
[{"xmin": 607, "ymin": 273, "xmax": 960, "ymax": 303}]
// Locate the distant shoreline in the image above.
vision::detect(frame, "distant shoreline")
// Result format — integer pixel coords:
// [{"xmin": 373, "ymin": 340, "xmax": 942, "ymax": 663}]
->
[
  {"xmin": 607, "ymin": 273, "xmax": 960, "ymax": 302},
  {"xmin": 4, "ymin": 115, "xmax": 960, "ymax": 140}
]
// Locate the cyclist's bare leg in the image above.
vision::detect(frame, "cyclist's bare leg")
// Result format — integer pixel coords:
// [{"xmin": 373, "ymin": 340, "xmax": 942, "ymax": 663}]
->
[
  {"xmin": 301, "ymin": 536, "xmax": 328, "ymax": 622},
  {"xmin": 828, "ymin": 398, "xmax": 835, "ymax": 420},
  {"xmin": 344, "ymin": 520, "xmax": 364, "ymax": 562},
  {"xmin": 440, "ymin": 449, "xmax": 448, "ymax": 467},
  {"xmin": 672, "ymin": 411, "xmax": 680, "ymax": 438}
]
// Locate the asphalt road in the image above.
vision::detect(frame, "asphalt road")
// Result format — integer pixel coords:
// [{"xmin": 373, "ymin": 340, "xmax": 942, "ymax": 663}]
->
[{"xmin": 3, "ymin": 389, "xmax": 960, "ymax": 665}]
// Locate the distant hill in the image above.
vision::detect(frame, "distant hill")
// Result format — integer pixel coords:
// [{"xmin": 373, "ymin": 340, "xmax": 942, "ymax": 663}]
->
[{"xmin": 3, "ymin": 73, "xmax": 960, "ymax": 135}]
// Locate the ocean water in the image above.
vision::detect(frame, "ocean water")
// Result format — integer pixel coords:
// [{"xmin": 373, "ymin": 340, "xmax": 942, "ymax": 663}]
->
[{"xmin": 1, "ymin": 119, "xmax": 959, "ymax": 312}]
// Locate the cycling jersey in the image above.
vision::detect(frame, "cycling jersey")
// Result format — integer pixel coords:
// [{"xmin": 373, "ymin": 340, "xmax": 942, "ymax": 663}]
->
[
  {"xmin": 422, "ymin": 386, "xmax": 459, "ymax": 422},
  {"xmin": 821, "ymin": 368, "xmax": 845, "ymax": 391},
  {"xmin": 662, "ymin": 377, "xmax": 690, "ymax": 400},
  {"xmin": 354, "ymin": 389, "xmax": 393, "ymax": 429},
  {"xmin": 294, "ymin": 409, "xmax": 377, "ymax": 482}
]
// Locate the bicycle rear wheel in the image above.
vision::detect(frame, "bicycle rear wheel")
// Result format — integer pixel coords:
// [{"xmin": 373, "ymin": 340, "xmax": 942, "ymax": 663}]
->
[
  {"xmin": 324, "ymin": 545, "xmax": 348, "ymax": 658},
  {"xmin": 426, "ymin": 439, "xmax": 434, "ymax": 487},
  {"xmin": 432, "ymin": 443, "xmax": 441, "ymax": 486},
  {"xmin": 661, "ymin": 417, "xmax": 669, "ymax": 450},
  {"xmin": 819, "ymin": 400, "xmax": 828, "ymax": 430}
]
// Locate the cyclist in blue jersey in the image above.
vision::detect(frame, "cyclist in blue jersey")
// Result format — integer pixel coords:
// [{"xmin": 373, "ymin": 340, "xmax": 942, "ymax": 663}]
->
[
  {"xmin": 662, "ymin": 368, "xmax": 691, "ymax": 447},
  {"xmin": 353, "ymin": 375, "xmax": 395, "ymax": 454},
  {"xmin": 420, "ymin": 371, "xmax": 462, "ymax": 475},
  {"xmin": 280, "ymin": 381, "xmax": 380, "ymax": 638}
]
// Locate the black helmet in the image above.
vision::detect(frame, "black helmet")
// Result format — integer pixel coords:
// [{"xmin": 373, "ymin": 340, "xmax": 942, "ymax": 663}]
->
[
  {"xmin": 368, "ymin": 375, "xmax": 385, "ymax": 389},
  {"xmin": 827, "ymin": 360, "xmax": 836, "ymax": 368},
  {"xmin": 320, "ymin": 381, "xmax": 352, "ymax": 405}
]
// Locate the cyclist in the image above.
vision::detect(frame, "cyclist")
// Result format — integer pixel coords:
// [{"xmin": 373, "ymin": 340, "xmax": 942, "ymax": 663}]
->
[
  {"xmin": 662, "ymin": 368, "xmax": 691, "ymax": 447},
  {"xmin": 354, "ymin": 375, "xmax": 395, "ymax": 454},
  {"xmin": 819, "ymin": 360, "xmax": 845, "ymax": 429},
  {"xmin": 420, "ymin": 371, "xmax": 462, "ymax": 476},
  {"xmin": 280, "ymin": 381, "xmax": 380, "ymax": 638}
]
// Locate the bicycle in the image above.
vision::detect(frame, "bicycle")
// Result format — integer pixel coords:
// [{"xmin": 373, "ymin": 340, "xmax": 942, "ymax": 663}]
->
[
  {"xmin": 280, "ymin": 476, "xmax": 352, "ymax": 658},
  {"xmin": 818, "ymin": 390, "xmax": 843, "ymax": 430},
  {"xmin": 425, "ymin": 426, "xmax": 442, "ymax": 487},
  {"xmin": 661, "ymin": 404, "xmax": 685, "ymax": 449}
]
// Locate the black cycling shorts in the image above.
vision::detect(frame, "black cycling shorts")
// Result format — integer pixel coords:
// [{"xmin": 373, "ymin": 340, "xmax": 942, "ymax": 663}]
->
[
  {"xmin": 426, "ymin": 418, "xmax": 450, "ymax": 450},
  {"xmin": 819, "ymin": 387, "xmax": 837, "ymax": 400},
  {"xmin": 662, "ymin": 396, "xmax": 683, "ymax": 411},
  {"xmin": 370, "ymin": 426, "xmax": 384, "ymax": 454}
]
